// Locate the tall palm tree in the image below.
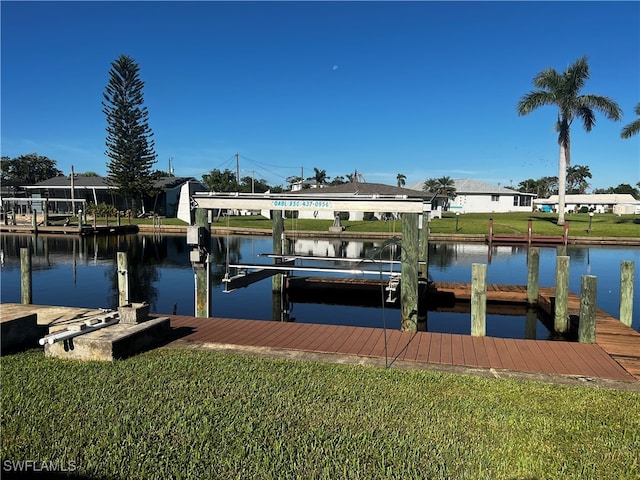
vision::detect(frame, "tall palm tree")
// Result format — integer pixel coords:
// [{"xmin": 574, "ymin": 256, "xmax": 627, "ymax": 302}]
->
[
  {"xmin": 423, "ymin": 176, "xmax": 456, "ymax": 209},
  {"xmin": 518, "ymin": 178, "xmax": 538, "ymax": 193},
  {"xmin": 517, "ymin": 56, "xmax": 622, "ymax": 225},
  {"xmin": 436, "ymin": 176, "xmax": 457, "ymax": 209},
  {"xmin": 396, "ymin": 173, "xmax": 406, "ymax": 188},
  {"xmin": 566, "ymin": 165, "xmax": 592, "ymax": 194},
  {"xmin": 313, "ymin": 167, "xmax": 328, "ymax": 186},
  {"xmin": 621, "ymin": 102, "xmax": 640, "ymax": 139},
  {"xmin": 422, "ymin": 178, "xmax": 439, "ymax": 194}
]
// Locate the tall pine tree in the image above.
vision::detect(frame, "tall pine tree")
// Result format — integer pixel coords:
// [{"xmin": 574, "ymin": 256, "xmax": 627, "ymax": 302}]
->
[{"xmin": 103, "ymin": 54, "xmax": 157, "ymax": 214}]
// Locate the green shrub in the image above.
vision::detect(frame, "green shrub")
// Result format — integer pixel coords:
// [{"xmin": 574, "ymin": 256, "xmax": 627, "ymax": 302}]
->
[{"xmin": 86, "ymin": 202, "xmax": 118, "ymax": 217}]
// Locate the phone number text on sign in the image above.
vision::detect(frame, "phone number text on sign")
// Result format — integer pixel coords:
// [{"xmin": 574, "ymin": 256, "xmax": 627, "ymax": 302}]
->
[{"xmin": 272, "ymin": 200, "xmax": 332, "ymax": 209}]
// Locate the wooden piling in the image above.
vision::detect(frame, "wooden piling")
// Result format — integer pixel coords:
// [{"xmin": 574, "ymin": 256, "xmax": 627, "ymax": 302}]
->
[
  {"xmin": 117, "ymin": 251, "xmax": 129, "ymax": 307},
  {"xmin": 525, "ymin": 307, "xmax": 537, "ymax": 339},
  {"xmin": 488, "ymin": 218, "xmax": 494, "ymax": 246},
  {"xmin": 471, "ymin": 263, "xmax": 487, "ymax": 336},
  {"xmin": 419, "ymin": 212, "xmax": 429, "ymax": 279},
  {"xmin": 400, "ymin": 212, "xmax": 419, "ymax": 331},
  {"xmin": 554, "ymin": 255, "xmax": 570, "ymax": 333},
  {"xmin": 527, "ymin": 219, "xmax": 532, "ymax": 245},
  {"xmin": 20, "ymin": 247, "xmax": 32, "ymax": 305},
  {"xmin": 272, "ymin": 210, "xmax": 284, "ymax": 292},
  {"xmin": 43, "ymin": 201, "xmax": 48, "ymax": 226},
  {"xmin": 32, "ymin": 211, "xmax": 37, "ymax": 233},
  {"xmin": 578, "ymin": 275, "xmax": 597, "ymax": 343},
  {"xmin": 620, "ymin": 260, "xmax": 635, "ymax": 327},
  {"xmin": 526, "ymin": 247, "xmax": 540, "ymax": 306},
  {"xmin": 194, "ymin": 208, "xmax": 211, "ymax": 318}
]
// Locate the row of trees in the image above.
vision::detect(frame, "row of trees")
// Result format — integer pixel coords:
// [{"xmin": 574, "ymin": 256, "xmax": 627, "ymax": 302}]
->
[
  {"xmin": 5, "ymin": 55, "xmax": 639, "ymax": 219},
  {"xmin": 201, "ymin": 169, "xmax": 273, "ymax": 193},
  {"xmin": 5, "ymin": 151, "xmax": 638, "ymax": 201},
  {"xmin": 1, "ymin": 154, "xmax": 63, "ymax": 185},
  {"xmin": 285, "ymin": 168, "xmax": 368, "ymax": 189},
  {"xmin": 517, "ymin": 165, "xmax": 594, "ymax": 197}
]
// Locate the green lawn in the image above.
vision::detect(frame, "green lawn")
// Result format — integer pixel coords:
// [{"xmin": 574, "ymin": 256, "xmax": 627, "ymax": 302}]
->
[
  {"xmin": 2, "ymin": 349, "xmax": 639, "ymax": 480},
  {"xmin": 134, "ymin": 212, "xmax": 640, "ymax": 238}
]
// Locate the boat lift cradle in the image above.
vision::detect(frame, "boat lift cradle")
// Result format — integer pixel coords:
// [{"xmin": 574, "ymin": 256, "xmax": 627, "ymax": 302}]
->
[{"xmin": 222, "ymin": 253, "xmax": 404, "ymax": 301}]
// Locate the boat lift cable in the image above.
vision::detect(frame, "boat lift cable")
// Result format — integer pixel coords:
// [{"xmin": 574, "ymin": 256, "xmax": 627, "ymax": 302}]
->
[
  {"xmin": 358, "ymin": 236, "xmax": 414, "ymax": 369},
  {"xmin": 225, "ymin": 211, "xmax": 231, "ymax": 280},
  {"xmin": 360, "ymin": 243, "xmax": 396, "ymax": 369}
]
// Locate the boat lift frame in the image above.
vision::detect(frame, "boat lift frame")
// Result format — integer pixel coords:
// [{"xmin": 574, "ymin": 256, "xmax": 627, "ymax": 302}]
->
[
  {"xmin": 189, "ymin": 192, "xmax": 429, "ymax": 329},
  {"xmin": 191, "ymin": 191, "xmax": 427, "ymax": 214}
]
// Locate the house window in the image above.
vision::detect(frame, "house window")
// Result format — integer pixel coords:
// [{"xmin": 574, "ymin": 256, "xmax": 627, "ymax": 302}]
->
[
  {"xmin": 514, "ymin": 196, "xmax": 532, "ymax": 207},
  {"xmin": 491, "ymin": 195, "xmax": 500, "ymax": 202}
]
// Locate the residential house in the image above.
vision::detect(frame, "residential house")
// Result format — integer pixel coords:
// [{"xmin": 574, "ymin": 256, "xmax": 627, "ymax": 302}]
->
[
  {"xmin": 534, "ymin": 194, "xmax": 640, "ymax": 214},
  {"xmin": 18, "ymin": 175, "xmax": 206, "ymax": 221},
  {"xmin": 261, "ymin": 182, "xmax": 441, "ymax": 221},
  {"xmin": 407, "ymin": 178, "xmax": 536, "ymax": 213}
]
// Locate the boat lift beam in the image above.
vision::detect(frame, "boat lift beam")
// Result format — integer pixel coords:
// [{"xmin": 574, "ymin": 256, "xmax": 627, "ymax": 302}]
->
[
  {"xmin": 223, "ymin": 259, "xmax": 295, "ymax": 292},
  {"xmin": 258, "ymin": 253, "xmax": 428, "ymax": 268},
  {"xmin": 224, "ymin": 263, "xmax": 401, "ymax": 277},
  {"xmin": 191, "ymin": 192, "xmax": 427, "ymax": 213},
  {"xmin": 259, "ymin": 253, "xmax": 400, "ymax": 264}
]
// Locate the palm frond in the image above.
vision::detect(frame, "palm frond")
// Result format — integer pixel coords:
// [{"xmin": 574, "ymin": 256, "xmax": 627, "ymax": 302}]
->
[
  {"xmin": 575, "ymin": 106, "xmax": 597, "ymax": 132},
  {"xmin": 517, "ymin": 91, "xmax": 555, "ymax": 116},
  {"xmin": 532, "ymin": 68, "xmax": 561, "ymax": 90},
  {"xmin": 564, "ymin": 56, "xmax": 590, "ymax": 97},
  {"xmin": 580, "ymin": 94, "xmax": 623, "ymax": 121},
  {"xmin": 621, "ymin": 118, "xmax": 640, "ymax": 139}
]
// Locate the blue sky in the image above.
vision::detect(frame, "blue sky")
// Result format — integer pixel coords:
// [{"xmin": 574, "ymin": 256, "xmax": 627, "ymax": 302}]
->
[{"xmin": 2, "ymin": 1, "xmax": 639, "ymax": 191}]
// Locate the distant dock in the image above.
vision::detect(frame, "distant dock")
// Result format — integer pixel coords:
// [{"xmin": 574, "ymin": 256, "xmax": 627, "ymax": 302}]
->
[{"xmin": 0, "ymin": 223, "xmax": 138, "ymax": 236}]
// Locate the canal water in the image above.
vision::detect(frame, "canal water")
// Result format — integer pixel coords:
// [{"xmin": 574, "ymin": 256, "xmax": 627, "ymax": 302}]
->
[{"xmin": 1, "ymin": 234, "xmax": 638, "ymax": 339}]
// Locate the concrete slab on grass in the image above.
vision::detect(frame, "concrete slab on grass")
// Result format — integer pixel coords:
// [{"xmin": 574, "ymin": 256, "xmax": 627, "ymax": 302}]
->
[{"xmin": 44, "ymin": 317, "xmax": 171, "ymax": 361}]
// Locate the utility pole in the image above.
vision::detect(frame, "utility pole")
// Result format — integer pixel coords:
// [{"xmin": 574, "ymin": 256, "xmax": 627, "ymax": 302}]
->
[
  {"xmin": 70, "ymin": 165, "xmax": 75, "ymax": 215},
  {"xmin": 236, "ymin": 152, "xmax": 240, "ymax": 188}
]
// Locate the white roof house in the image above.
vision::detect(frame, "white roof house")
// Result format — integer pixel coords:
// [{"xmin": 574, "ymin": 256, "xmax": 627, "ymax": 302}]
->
[
  {"xmin": 407, "ymin": 178, "xmax": 536, "ymax": 213},
  {"xmin": 278, "ymin": 182, "xmax": 436, "ymax": 221},
  {"xmin": 534, "ymin": 194, "xmax": 640, "ymax": 214}
]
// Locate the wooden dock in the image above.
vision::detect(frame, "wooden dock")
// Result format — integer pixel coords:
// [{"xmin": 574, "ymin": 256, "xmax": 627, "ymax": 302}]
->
[
  {"xmin": 165, "ymin": 314, "xmax": 637, "ymax": 384},
  {"xmin": 164, "ymin": 279, "xmax": 640, "ymax": 384},
  {"xmin": 433, "ymin": 282, "xmax": 640, "ymax": 379},
  {"xmin": 0, "ymin": 224, "xmax": 138, "ymax": 236},
  {"xmin": 2, "ymin": 284, "xmax": 638, "ymax": 384},
  {"xmin": 486, "ymin": 218, "xmax": 569, "ymax": 246}
]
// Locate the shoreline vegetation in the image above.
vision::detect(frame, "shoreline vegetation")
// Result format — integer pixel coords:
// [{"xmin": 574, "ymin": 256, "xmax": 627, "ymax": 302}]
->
[{"xmin": 134, "ymin": 212, "xmax": 640, "ymax": 244}]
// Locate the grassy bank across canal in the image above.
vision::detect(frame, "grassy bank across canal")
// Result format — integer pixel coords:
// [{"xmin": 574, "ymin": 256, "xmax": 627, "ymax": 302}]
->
[
  {"xmin": 2, "ymin": 348, "xmax": 639, "ymax": 479},
  {"xmin": 135, "ymin": 212, "xmax": 639, "ymax": 240}
]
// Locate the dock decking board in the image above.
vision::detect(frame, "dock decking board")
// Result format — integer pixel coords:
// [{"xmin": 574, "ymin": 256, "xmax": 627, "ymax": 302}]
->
[
  {"xmin": 2, "ymin": 300, "xmax": 638, "ymax": 383},
  {"xmin": 432, "ymin": 282, "xmax": 640, "ymax": 380},
  {"xmin": 165, "ymin": 314, "xmax": 636, "ymax": 382}
]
